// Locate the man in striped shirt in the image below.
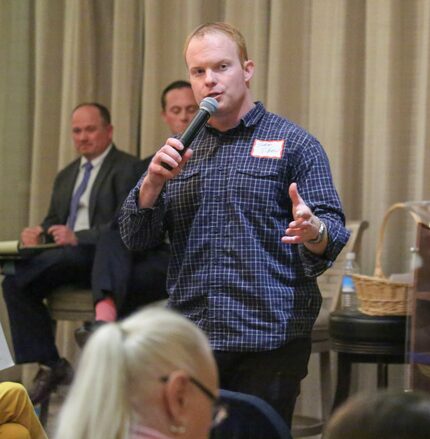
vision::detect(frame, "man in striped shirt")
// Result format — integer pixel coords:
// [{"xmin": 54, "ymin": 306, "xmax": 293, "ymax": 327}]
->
[{"xmin": 119, "ymin": 22, "xmax": 349, "ymax": 426}]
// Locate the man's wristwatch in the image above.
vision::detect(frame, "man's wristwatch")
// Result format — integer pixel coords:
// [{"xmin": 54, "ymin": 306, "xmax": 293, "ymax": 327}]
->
[{"xmin": 308, "ymin": 220, "xmax": 326, "ymax": 244}]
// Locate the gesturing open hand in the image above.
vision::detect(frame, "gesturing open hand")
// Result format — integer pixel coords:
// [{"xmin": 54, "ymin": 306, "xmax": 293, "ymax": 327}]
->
[{"xmin": 281, "ymin": 183, "xmax": 320, "ymax": 244}]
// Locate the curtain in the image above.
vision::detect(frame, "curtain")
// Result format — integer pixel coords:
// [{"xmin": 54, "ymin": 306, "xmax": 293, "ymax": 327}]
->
[
  {"xmin": 0, "ymin": 0, "xmax": 34, "ymax": 383},
  {"xmin": 2, "ymin": 0, "xmax": 429, "ymax": 273}
]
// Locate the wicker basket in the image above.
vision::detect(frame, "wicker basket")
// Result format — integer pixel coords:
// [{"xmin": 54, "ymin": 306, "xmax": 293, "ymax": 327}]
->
[{"xmin": 353, "ymin": 203, "xmax": 419, "ymax": 316}]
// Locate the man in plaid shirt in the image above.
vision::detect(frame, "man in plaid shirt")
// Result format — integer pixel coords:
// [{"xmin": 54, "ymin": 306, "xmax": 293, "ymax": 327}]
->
[{"xmin": 119, "ymin": 22, "xmax": 349, "ymax": 426}]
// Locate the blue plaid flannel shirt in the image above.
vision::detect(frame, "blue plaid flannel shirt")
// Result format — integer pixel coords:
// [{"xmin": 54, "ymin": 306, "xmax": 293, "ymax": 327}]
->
[{"xmin": 119, "ymin": 102, "xmax": 349, "ymax": 352}]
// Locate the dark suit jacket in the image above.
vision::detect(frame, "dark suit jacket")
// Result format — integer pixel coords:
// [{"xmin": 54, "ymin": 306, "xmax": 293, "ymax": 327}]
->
[{"xmin": 41, "ymin": 145, "xmax": 140, "ymax": 245}]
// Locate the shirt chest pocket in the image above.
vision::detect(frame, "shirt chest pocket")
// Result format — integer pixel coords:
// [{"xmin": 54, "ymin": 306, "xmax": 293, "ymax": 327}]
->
[
  {"xmin": 167, "ymin": 165, "xmax": 201, "ymax": 214},
  {"xmin": 230, "ymin": 165, "xmax": 284, "ymax": 213}
]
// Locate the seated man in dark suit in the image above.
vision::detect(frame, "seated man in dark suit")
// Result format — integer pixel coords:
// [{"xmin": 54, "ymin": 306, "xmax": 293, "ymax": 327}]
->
[
  {"xmin": 75, "ymin": 81, "xmax": 198, "ymax": 343},
  {"xmin": 88, "ymin": 154, "xmax": 170, "ymax": 323},
  {"xmin": 2, "ymin": 102, "xmax": 141, "ymax": 405}
]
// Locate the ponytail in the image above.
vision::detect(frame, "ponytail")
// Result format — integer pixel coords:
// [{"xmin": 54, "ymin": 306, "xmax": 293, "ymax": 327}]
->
[
  {"xmin": 55, "ymin": 323, "xmax": 129, "ymax": 439},
  {"xmin": 55, "ymin": 306, "xmax": 216, "ymax": 439}
]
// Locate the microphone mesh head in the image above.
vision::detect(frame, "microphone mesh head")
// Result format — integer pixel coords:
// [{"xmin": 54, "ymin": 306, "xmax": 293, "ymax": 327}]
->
[{"xmin": 200, "ymin": 97, "xmax": 218, "ymax": 115}]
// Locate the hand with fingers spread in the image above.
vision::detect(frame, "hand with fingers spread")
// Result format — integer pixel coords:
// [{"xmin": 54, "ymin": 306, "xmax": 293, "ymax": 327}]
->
[{"xmin": 282, "ymin": 183, "xmax": 327, "ymax": 253}]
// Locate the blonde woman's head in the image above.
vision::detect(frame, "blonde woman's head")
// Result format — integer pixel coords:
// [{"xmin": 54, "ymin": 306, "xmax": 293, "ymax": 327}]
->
[{"xmin": 55, "ymin": 306, "xmax": 218, "ymax": 439}]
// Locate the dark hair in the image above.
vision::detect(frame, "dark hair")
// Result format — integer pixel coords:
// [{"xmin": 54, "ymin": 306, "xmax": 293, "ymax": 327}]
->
[
  {"xmin": 324, "ymin": 390, "xmax": 430, "ymax": 439},
  {"xmin": 160, "ymin": 80, "xmax": 192, "ymax": 111},
  {"xmin": 72, "ymin": 103, "xmax": 111, "ymax": 125}
]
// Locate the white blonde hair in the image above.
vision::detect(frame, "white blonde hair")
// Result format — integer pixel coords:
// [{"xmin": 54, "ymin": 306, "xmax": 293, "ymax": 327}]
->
[{"xmin": 55, "ymin": 306, "xmax": 214, "ymax": 439}]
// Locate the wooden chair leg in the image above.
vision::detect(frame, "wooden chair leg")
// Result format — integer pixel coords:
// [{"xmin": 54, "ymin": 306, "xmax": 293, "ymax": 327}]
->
[
  {"xmin": 319, "ymin": 350, "xmax": 332, "ymax": 421},
  {"xmin": 377, "ymin": 363, "xmax": 389, "ymax": 388},
  {"xmin": 332, "ymin": 353, "xmax": 352, "ymax": 412}
]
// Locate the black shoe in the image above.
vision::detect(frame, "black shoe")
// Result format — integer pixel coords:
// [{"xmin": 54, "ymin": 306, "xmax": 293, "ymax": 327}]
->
[
  {"xmin": 29, "ymin": 358, "xmax": 74, "ymax": 405},
  {"xmin": 74, "ymin": 320, "xmax": 106, "ymax": 348}
]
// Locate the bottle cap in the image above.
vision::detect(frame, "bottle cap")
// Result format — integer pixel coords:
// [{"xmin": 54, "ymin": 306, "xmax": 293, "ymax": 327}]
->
[{"xmin": 346, "ymin": 252, "xmax": 356, "ymax": 260}]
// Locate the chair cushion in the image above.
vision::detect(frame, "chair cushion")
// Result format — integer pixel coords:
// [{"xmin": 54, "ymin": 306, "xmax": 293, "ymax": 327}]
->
[
  {"xmin": 46, "ymin": 286, "xmax": 94, "ymax": 321},
  {"xmin": 329, "ymin": 310, "xmax": 407, "ymax": 343}
]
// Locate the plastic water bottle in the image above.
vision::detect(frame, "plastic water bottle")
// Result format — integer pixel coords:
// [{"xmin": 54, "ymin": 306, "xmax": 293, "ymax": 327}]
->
[{"xmin": 341, "ymin": 252, "xmax": 359, "ymax": 310}]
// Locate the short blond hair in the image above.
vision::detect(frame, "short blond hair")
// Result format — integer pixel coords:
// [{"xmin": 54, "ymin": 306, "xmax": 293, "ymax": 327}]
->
[{"xmin": 184, "ymin": 22, "xmax": 249, "ymax": 65}]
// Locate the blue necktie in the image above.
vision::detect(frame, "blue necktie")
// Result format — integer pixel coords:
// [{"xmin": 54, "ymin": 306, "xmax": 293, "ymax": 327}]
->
[{"xmin": 67, "ymin": 161, "xmax": 93, "ymax": 230}]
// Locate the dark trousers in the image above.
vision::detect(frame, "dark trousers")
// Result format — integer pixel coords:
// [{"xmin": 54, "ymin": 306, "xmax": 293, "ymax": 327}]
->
[
  {"xmin": 2, "ymin": 245, "xmax": 95, "ymax": 364},
  {"xmin": 91, "ymin": 228, "xmax": 169, "ymax": 318},
  {"xmin": 214, "ymin": 337, "xmax": 312, "ymax": 428}
]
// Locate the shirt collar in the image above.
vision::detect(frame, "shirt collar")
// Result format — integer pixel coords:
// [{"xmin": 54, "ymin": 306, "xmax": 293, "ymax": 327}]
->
[
  {"xmin": 241, "ymin": 101, "xmax": 266, "ymax": 128},
  {"xmin": 80, "ymin": 143, "xmax": 113, "ymax": 168},
  {"xmin": 207, "ymin": 101, "xmax": 266, "ymax": 135}
]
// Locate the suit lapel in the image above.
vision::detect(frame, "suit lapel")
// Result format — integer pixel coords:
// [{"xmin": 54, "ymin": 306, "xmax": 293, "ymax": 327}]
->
[
  {"xmin": 65, "ymin": 160, "xmax": 81, "ymax": 209},
  {"xmin": 88, "ymin": 145, "xmax": 117, "ymax": 224}
]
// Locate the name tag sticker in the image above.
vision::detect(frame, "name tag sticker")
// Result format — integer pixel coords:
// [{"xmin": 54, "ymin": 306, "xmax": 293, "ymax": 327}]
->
[{"xmin": 251, "ymin": 140, "xmax": 284, "ymax": 159}]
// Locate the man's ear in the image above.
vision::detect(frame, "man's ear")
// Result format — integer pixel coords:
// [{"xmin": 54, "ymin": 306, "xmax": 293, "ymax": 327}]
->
[
  {"xmin": 163, "ymin": 370, "xmax": 189, "ymax": 423},
  {"xmin": 107, "ymin": 123, "xmax": 114, "ymax": 141},
  {"xmin": 161, "ymin": 111, "xmax": 168, "ymax": 124},
  {"xmin": 243, "ymin": 59, "xmax": 255, "ymax": 83}
]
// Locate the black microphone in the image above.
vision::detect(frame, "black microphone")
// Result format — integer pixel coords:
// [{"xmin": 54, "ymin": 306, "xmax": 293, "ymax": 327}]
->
[{"xmin": 161, "ymin": 96, "xmax": 218, "ymax": 170}]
